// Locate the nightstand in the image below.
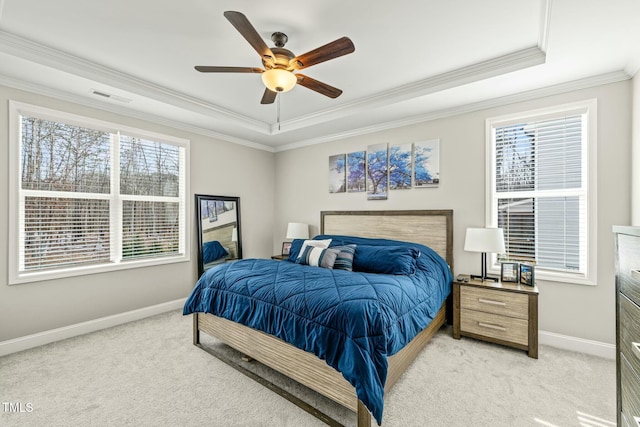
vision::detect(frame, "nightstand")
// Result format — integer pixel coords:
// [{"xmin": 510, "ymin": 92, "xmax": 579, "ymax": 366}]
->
[
  {"xmin": 453, "ymin": 275, "xmax": 538, "ymax": 358},
  {"xmin": 271, "ymin": 254, "xmax": 288, "ymax": 261}
]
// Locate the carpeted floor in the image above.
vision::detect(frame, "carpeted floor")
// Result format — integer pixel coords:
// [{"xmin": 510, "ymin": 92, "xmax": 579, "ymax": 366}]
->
[{"xmin": 0, "ymin": 310, "xmax": 616, "ymax": 427}]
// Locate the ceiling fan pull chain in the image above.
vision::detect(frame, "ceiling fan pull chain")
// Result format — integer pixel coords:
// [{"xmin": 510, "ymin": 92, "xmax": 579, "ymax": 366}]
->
[{"xmin": 277, "ymin": 93, "xmax": 281, "ymax": 131}]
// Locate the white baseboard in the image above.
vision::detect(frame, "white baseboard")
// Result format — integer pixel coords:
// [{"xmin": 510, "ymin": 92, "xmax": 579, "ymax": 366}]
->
[
  {"xmin": 0, "ymin": 298, "xmax": 186, "ymax": 357},
  {"xmin": 1, "ymin": 304, "xmax": 615, "ymax": 360},
  {"xmin": 539, "ymin": 330, "xmax": 615, "ymax": 360}
]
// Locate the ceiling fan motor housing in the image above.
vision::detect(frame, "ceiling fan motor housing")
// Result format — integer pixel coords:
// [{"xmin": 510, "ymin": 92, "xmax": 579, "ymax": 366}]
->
[
  {"xmin": 271, "ymin": 32, "xmax": 288, "ymax": 48},
  {"xmin": 264, "ymin": 47, "xmax": 295, "ymax": 70}
]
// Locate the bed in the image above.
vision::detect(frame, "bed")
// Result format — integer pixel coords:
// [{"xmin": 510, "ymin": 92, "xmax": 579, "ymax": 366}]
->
[{"xmin": 184, "ymin": 210, "xmax": 453, "ymax": 426}]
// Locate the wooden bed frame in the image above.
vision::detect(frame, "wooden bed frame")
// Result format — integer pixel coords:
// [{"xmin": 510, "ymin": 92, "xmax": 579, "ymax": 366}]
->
[{"xmin": 192, "ymin": 209, "xmax": 454, "ymax": 426}]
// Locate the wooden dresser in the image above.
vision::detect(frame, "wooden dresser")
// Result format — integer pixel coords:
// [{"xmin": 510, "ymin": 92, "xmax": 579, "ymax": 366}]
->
[
  {"xmin": 453, "ymin": 276, "xmax": 538, "ymax": 358},
  {"xmin": 614, "ymin": 226, "xmax": 640, "ymax": 427}
]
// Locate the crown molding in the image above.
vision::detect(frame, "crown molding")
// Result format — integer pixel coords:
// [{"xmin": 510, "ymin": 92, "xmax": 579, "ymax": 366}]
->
[
  {"xmin": 0, "ymin": 74, "xmax": 275, "ymax": 152},
  {"xmin": 0, "ymin": 29, "xmax": 549, "ymax": 140},
  {"xmin": 2, "ymin": 63, "xmax": 628, "ymax": 156},
  {"xmin": 275, "ymin": 70, "xmax": 630, "ymax": 152},
  {"xmin": 538, "ymin": 0, "xmax": 552, "ymax": 53},
  {"xmin": 626, "ymin": 60, "xmax": 640, "ymax": 79},
  {"xmin": 0, "ymin": 30, "xmax": 271, "ymax": 134},
  {"xmin": 273, "ymin": 46, "xmax": 546, "ymax": 134}
]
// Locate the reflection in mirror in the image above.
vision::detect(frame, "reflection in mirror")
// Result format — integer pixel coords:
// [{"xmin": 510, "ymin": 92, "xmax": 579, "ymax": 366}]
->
[{"xmin": 195, "ymin": 194, "xmax": 242, "ymax": 277}]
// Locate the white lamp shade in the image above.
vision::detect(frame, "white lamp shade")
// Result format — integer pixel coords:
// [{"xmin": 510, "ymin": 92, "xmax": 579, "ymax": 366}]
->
[
  {"xmin": 464, "ymin": 227, "xmax": 506, "ymax": 253},
  {"xmin": 286, "ymin": 222, "xmax": 309, "ymax": 239},
  {"xmin": 261, "ymin": 69, "xmax": 297, "ymax": 93}
]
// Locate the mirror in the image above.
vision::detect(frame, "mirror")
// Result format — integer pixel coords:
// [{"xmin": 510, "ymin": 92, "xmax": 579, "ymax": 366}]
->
[{"xmin": 195, "ymin": 194, "xmax": 242, "ymax": 277}]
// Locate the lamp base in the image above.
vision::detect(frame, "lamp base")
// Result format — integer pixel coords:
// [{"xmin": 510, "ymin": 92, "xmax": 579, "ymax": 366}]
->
[{"xmin": 471, "ymin": 252, "xmax": 500, "ymax": 282}]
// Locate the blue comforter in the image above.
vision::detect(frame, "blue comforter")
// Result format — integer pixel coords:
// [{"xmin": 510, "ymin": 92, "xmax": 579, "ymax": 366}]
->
[{"xmin": 183, "ymin": 235, "xmax": 452, "ymax": 424}]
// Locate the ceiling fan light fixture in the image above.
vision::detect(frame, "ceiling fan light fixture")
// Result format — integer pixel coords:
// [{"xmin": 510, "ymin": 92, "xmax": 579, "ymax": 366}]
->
[{"xmin": 261, "ymin": 68, "xmax": 297, "ymax": 93}]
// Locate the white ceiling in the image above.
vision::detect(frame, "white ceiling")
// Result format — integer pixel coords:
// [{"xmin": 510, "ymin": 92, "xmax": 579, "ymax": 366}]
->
[{"xmin": 0, "ymin": 0, "xmax": 638, "ymax": 152}]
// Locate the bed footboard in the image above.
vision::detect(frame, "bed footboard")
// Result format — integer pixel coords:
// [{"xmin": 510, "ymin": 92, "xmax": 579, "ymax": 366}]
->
[{"xmin": 192, "ymin": 303, "xmax": 446, "ymax": 426}]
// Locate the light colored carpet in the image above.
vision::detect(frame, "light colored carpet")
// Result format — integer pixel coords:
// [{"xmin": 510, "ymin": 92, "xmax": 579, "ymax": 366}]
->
[{"xmin": 0, "ymin": 310, "xmax": 616, "ymax": 427}]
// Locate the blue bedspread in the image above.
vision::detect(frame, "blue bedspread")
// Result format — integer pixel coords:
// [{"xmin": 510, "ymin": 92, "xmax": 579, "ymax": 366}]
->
[{"xmin": 183, "ymin": 235, "xmax": 452, "ymax": 424}]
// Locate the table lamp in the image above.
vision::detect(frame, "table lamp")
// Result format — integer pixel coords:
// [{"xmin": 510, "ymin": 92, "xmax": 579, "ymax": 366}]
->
[{"xmin": 464, "ymin": 227, "xmax": 506, "ymax": 281}]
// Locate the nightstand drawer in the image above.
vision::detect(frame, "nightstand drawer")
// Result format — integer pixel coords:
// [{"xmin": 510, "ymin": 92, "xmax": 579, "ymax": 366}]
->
[
  {"xmin": 620, "ymin": 294, "xmax": 640, "ymax": 377},
  {"xmin": 618, "ymin": 233, "xmax": 640, "ymax": 306},
  {"xmin": 621, "ymin": 352, "xmax": 640, "ymax": 426},
  {"xmin": 460, "ymin": 309, "xmax": 528, "ymax": 346},
  {"xmin": 621, "ymin": 412, "xmax": 640, "ymax": 427},
  {"xmin": 460, "ymin": 286, "xmax": 529, "ymax": 320}
]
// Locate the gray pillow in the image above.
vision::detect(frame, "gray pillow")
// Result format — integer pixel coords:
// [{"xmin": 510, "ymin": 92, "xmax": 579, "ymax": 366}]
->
[{"xmin": 296, "ymin": 246, "xmax": 340, "ymax": 269}]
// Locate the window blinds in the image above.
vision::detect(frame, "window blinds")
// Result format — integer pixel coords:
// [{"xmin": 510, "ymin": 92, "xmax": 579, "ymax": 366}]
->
[
  {"xmin": 19, "ymin": 116, "xmax": 185, "ymax": 273},
  {"xmin": 494, "ymin": 114, "xmax": 586, "ymax": 274}
]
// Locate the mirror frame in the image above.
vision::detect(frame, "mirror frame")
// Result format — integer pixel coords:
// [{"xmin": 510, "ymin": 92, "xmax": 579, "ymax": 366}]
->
[{"xmin": 195, "ymin": 194, "xmax": 242, "ymax": 277}]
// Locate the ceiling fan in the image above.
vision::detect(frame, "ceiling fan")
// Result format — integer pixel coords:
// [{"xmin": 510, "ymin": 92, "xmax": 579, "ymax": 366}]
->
[{"xmin": 195, "ymin": 11, "xmax": 355, "ymax": 104}]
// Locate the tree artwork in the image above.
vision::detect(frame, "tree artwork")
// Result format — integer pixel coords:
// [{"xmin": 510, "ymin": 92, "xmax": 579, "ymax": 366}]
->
[
  {"xmin": 389, "ymin": 143, "xmax": 412, "ymax": 189},
  {"xmin": 328, "ymin": 154, "xmax": 346, "ymax": 193},
  {"xmin": 413, "ymin": 139, "xmax": 440, "ymax": 187},
  {"xmin": 367, "ymin": 143, "xmax": 388, "ymax": 200},
  {"xmin": 347, "ymin": 151, "xmax": 366, "ymax": 192},
  {"xmin": 328, "ymin": 139, "xmax": 442, "ymax": 199}
]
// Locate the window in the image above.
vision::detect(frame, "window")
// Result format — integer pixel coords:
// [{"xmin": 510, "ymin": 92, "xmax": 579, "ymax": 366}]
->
[
  {"xmin": 9, "ymin": 101, "xmax": 189, "ymax": 284},
  {"xmin": 486, "ymin": 100, "xmax": 597, "ymax": 285}
]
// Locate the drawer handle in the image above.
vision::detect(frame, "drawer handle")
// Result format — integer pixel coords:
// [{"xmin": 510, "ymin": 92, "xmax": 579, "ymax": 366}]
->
[
  {"xmin": 632, "ymin": 269, "xmax": 640, "ymax": 281},
  {"xmin": 478, "ymin": 298, "xmax": 506, "ymax": 307},
  {"xmin": 633, "ymin": 342, "xmax": 640, "ymax": 361},
  {"xmin": 478, "ymin": 322, "xmax": 507, "ymax": 332}
]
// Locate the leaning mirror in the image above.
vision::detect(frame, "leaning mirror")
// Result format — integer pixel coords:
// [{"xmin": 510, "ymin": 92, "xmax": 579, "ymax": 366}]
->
[{"xmin": 195, "ymin": 194, "xmax": 242, "ymax": 277}]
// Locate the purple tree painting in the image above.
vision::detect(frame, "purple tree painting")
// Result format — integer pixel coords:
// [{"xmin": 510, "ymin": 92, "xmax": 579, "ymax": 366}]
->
[
  {"xmin": 389, "ymin": 143, "xmax": 412, "ymax": 189},
  {"xmin": 367, "ymin": 143, "xmax": 388, "ymax": 200},
  {"xmin": 414, "ymin": 139, "xmax": 440, "ymax": 187},
  {"xmin": 347, "ymin": 151, "xmax": 366, "ymax": 192},
  {"xmin": 328, "ymin": 154, "xmax": 346, "ymax": 193}
]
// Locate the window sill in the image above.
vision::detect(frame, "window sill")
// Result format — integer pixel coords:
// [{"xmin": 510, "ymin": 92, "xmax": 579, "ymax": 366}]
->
[
  {"xmin": 534, "ymin": 272, "xmax": 596, "ymax": 286},
  {"xmin": 9, "ymin": 255, "xmax": 189, "ymax": 285},
  {"xmin": 488, "ymin": 267, "xmax": 595, "ymax": 287}
]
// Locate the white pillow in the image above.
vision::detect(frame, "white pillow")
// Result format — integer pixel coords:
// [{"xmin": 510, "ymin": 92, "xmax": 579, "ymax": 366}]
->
[{"xmin": 296, "ymin": 239, "xmax": 332, "ymax": 260}]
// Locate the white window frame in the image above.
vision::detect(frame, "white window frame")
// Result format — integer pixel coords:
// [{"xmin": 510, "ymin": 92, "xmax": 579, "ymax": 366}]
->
[
  {"xmin": 8, "ymin": 101, "xmax": 190, "ymax": 284},
  {"xmin": 485, "ymin": 99, "xmax": 597, "ymax": 286}
]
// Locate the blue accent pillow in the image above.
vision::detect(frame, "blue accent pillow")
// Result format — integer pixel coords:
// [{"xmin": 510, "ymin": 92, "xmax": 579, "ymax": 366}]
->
[
  {"xmin": 353, "ymin": 245, "xmax": 420, "ymax": 275},
  {"xmin": 287, "ymin": 239, "xmax": 305, "ymax": 262},
  {"xmin": 202, "ymin": 241, "xmax": 228, "ymax": 264},
  {"xmin": 332, "ymin": 244, "xmax": 356, "ymax": 271}
]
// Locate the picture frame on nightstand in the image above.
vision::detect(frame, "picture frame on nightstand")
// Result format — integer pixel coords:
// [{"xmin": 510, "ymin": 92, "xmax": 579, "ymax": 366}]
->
[
  {"xmin": 519, "ymin": 263, "xmax": 535, "ymax": 286},
  {"xmin": 281, "ymin": 242, "xmax": 292, "ymax": 256},
  {"xmin": 500, "ymin": 262, "xmax": 520, "ymax": 282}
]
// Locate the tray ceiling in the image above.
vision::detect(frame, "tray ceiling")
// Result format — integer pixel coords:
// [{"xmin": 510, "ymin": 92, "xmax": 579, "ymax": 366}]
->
[{"xmin": 0, "ymin": 0, "xmax": 638, "ymax": 151}]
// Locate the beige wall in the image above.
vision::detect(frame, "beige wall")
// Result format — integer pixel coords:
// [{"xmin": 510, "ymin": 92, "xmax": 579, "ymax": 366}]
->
[
  {"xmin": 274, "ymin": 81, "xmax": 632, "ymax": 344},
  {"xmin": 632, "ymin": 72, "xmax": 640, "ymax": 225},
  {"xmin": 0, "ymin": 85, "xmax": 275, "ymax": 341},
  {"xmin": 1, "ymin": 79, "xmax": 632, "ymax": 346}
]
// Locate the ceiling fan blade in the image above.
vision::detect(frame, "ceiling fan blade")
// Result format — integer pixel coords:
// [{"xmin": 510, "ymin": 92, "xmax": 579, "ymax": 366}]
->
[
  {"xmin": 260, "ymin": 88, "xmax": 277, "ymax": 104},
  {"xmin": 224, "ymin": 11, "xmax": 275, "ymax": 66},
  {"xmin": 289, "ymin": 37, "xmax": 355, "ymax": 70},
  {"xmin": 195, "ymin": 66, "xmax": 263, "ymax": 73},
  {"xmin": 296, "ymin": 74, "xmax": 343, "ymax": 98}
]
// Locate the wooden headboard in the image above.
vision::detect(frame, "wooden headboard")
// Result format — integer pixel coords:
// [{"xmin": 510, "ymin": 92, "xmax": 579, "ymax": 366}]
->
[{"xmin": 321, "ymin": 210, "xmax": 453, "ymax": 271}]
